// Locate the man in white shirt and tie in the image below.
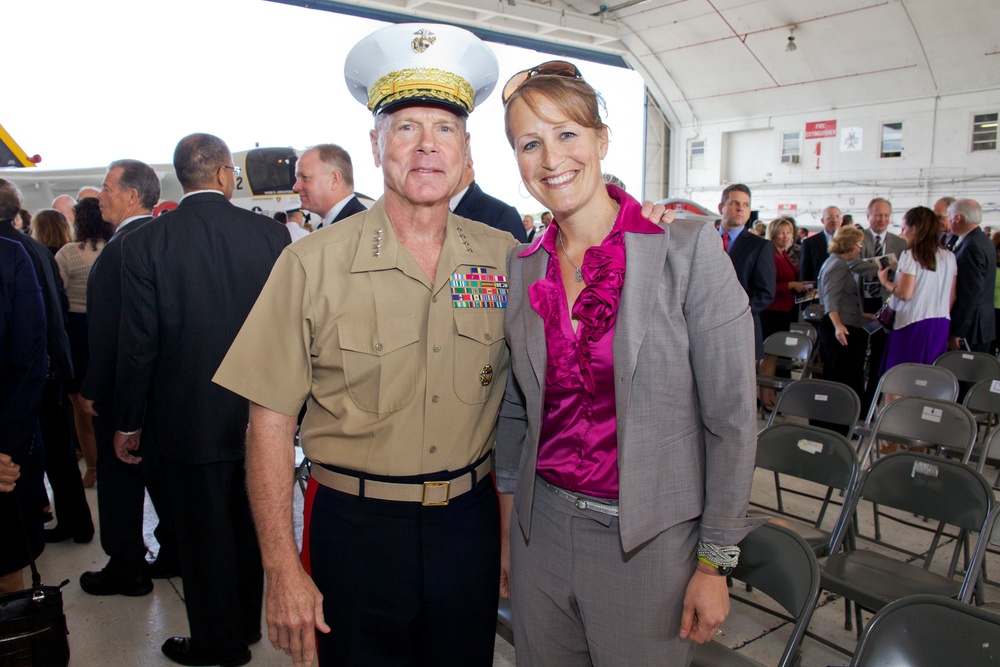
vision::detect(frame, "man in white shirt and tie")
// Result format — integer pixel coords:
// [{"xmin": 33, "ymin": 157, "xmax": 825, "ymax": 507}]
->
[
  {"xmin": 292, "ymin": 144, "xmax": 366, "ymax": 229},
  {"xmin": 850, "ymin": 197, "xmax": 906, "ymax": 411}
]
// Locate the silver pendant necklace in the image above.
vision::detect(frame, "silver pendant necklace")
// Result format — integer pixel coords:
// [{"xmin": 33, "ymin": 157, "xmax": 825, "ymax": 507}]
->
[
  {"xmin": 556, "ymin": 202, "xmax": 620, "ymax": 284},
  {"xmin": 557, "ymin": 229, "xmax": 584, "ymax": 283}
]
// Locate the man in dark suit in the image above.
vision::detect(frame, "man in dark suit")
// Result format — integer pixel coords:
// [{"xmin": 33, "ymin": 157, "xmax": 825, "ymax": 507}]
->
[
  {"xmin": 450, "ymin": 153, "xmax": 527, "ymax": 242},
  {"xmin": 718, "ymin": 183, "xmax": 776, "ymax": 359},
  {"xmin": 948, "ymin": 199, "xmax": 995, "ymax": 352},
  {"xmin": 293, "ymin": 144, "xmax": 366, "ymax": 229},
  {"xmin": 113, "ymin": 135, "xmax": 290, "ymax": 667},
  {"xmin": 79, "ymin": 159, "xmax": 179, "ymax": 597},
  {"xmin": 0, "ymin": 235, "xmax": 47, "ymax": 595},
  {"xmin": 0, "ymin": 180, "xmax": 92, "ymax": 543},
  {"xmin": 800, "ymin": 205, "xmax": 841, "ymax": 283}
]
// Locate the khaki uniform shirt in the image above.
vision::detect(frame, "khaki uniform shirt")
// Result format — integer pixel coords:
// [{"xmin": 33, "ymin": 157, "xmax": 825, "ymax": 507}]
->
[{"xmin": 213, "ymin": 199, "xmax": 517, "ymax": 476}]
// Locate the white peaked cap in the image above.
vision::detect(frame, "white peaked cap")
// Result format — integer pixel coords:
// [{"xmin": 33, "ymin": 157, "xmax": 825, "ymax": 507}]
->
[{"xmin": 344, "ymin": 23, "xmax": 499, "ymax": 115}]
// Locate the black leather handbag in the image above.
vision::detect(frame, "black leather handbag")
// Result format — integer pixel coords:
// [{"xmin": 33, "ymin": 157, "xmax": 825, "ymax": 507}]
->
[{"xmin": 0, "ymin": 495, "xmax": 70, "ymax": 666}]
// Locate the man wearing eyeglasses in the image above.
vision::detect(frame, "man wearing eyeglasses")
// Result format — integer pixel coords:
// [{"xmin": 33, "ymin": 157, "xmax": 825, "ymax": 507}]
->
[
  {"xmin": 114, "ymin": 133, "xmax": 290, "ymax": 667},
  {"xmin": 935, "ymin": 196, "xmax": 956, "ymax": 239}
]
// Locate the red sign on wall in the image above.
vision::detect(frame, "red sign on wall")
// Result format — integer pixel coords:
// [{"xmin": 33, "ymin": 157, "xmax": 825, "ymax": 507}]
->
[
  {"xmin": 805, "ymin": 121, "xmax": 837, "ymax": 139},
  {"xmin": 777, "ymin": 204, "xmax": 798, "ymax": 212}
]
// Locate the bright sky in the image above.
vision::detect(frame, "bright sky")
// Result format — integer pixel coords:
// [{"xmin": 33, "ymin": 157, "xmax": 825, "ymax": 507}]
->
[{"xmin": 6, "ymin": 0, "xmax": 646, "ymax": 217}]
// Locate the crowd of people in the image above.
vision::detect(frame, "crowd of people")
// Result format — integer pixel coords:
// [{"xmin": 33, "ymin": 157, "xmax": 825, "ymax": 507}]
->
[
  {"xmin": 746, "ymin": 196, "xmax": 993, "ymax": 416},
  {"xmin": 0, "ymin": 20, "xmax": 996, "ymax": 667}
]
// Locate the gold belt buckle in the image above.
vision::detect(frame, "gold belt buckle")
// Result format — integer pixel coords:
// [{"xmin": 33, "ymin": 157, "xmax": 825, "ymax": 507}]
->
[{"xmin": 422, "ymin": 480, "xmax": 451, "ymax": 506}]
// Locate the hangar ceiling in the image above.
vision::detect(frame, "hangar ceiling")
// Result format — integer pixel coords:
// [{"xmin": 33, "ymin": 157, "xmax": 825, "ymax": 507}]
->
[{"xmin": 275, "ymin": 0, "xmax": 1000, "ymax": 128}]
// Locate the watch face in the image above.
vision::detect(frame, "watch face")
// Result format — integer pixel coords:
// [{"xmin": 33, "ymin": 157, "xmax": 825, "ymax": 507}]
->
[{"xmin": 718, "ymin": 565, "xmax": 735, "ymax": 576}]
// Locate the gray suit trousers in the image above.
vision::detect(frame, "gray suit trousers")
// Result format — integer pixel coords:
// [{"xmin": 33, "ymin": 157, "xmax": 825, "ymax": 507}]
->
[{"xmin": 511, "ymin": 476, "xmax": 698, "ymax": 667}]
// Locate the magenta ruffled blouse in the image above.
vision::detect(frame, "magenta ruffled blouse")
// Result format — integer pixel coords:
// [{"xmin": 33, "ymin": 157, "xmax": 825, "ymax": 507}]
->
[{"xmin": 521, "ymin": 185, "xmax": 662, "ymax": 498}]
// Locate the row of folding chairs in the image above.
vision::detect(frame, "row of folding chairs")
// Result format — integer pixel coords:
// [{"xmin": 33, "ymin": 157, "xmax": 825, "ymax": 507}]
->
[
  {"xmin": 498, "ymin": 452, "xmax": 999, "ymax": 665},
  {"xmin": 705, "ymin": 449, "xmax": 998, "ymax": 664},
  {"xmin": 752, "ymin": 362, "xmax": 1000, "ymax": 652},
  {"xmin": 702, "ymin": 353, "xmax": 1000, "ymax": 661}
]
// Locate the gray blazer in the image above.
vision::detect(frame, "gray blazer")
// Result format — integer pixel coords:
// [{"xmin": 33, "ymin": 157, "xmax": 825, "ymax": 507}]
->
[
  {"xmin": 496, "ymin": 219, "xmax": 762, "ymax": 553},
  {"xmin": 819, "ymin": 253, "xmax": 865, "ymax": 328}
]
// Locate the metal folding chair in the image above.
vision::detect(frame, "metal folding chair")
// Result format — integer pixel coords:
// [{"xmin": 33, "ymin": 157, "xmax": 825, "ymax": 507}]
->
[
  {"xmin": 850, "ymin": 594, "xmax": 1000, "ymax": 666},
  {"xmin": 692, "ymin": 523, "xmax": 820, "ymax": 667},
  {"xmin": 757, "ymin": 331, "xmax": 813, "ymax": 395},
  {"xmin": 789, "ymin": 321, "xmax": 817, "ymax": 346},
  {"xmin": 765, "ymin": 378, "xmax": 860, "ymax": 433},
  {"xmin": 933, "ymin": 349, "xmax": 1000, "ymax": 401},
  {"xmin": 762, "ymin": 379, "xmax": 860, "ymax": 515},
  {"xmin": 855, "ymin": 363, "xmax": 959, "ymax": 444},
  {"xmin": 820, "ymin": 453, "xmax": 996, "ymax": 645},
  {"xmin": 857, "ymin": 396, "xmax": 977, "ymax": 466},
  {"xmin": 962, "ymin": 377, "xmax": 1000, "ymax": 472},
  {"xmin": 751, "ymin": 423, "xmax": 860, "ymax": 558},
  {"xmin": 858, "ymin": 396, "xmax": 977, "ymax": 553},
  {"xmin": 789, "ymin": 321, "xmax": 821, "ymax": 375}
]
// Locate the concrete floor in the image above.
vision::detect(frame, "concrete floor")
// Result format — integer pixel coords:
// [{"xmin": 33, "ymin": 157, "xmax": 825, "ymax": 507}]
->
[{"xmin": 31, "ymin": 435, "xmax": 1000, "ymax": 666}]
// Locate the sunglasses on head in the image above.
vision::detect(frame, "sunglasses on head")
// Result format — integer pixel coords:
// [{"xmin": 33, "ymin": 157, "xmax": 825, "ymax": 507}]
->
[{"xmin": 501, "ymin": 60, "xmax": 583, "ymax": 105}]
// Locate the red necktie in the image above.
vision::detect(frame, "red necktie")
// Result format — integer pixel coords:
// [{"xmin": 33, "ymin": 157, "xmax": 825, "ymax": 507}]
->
[{"xmin": 722, "ymin": 232, "xmax": 730, "ymax": 252}]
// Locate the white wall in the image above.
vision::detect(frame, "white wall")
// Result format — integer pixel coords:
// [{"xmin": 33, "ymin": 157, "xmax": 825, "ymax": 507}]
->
[{"xmin": 666, "ymin": 89, "xmax": 1000, "ymax": 229}]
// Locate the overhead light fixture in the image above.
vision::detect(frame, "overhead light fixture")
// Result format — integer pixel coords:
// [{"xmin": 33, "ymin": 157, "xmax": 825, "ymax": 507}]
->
[{"xmin": 786, "ymin": 27, "xmax": 797, "ymax": 52}]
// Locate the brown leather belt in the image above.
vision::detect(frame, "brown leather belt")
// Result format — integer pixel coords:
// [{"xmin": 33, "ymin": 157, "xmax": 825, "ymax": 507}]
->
[{"xmin": 310, "ymin": 457, "xmax": 492, "ymax": 506}]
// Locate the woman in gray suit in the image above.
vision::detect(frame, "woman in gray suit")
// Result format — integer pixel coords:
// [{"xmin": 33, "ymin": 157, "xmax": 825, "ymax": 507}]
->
[
  {"xmin": 817, "ymin": 224, "xmax": 868, "ymax": 399},
  {"xmin": 496, "ymin": 62, "xmax": 761, "ymax": 666}
]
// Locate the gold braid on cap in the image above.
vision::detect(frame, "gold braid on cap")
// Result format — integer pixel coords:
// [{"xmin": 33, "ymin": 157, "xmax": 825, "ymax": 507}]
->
[{"xmin": 369, "ymin": 68, "xmax": 475, "ymax": 112}]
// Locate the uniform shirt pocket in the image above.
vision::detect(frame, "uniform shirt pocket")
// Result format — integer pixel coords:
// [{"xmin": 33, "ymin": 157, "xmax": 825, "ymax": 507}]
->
[
  {"xmin": 338, "ymin": 317, "xmax": 419, "ymax": 414},
  {"xmin": 454, "ymin": 311, "xmax": 506, "ymax": 405}
]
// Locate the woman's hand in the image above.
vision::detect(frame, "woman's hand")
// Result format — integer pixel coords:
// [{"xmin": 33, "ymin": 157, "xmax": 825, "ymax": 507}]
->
[
  {"xmin": 640, "ymin": 201, "xmax": 675, "ymax": 226},
  {"xmin": 788, "ymin": 281, "xmax": 807, "ymax": 293},
  {"xmin": 877, "ymin": 265, "xmax": 890, "ymax": 285},
  {"xmin": 834, "ymin": 323, "xmax": 849, "ymax": 346}
]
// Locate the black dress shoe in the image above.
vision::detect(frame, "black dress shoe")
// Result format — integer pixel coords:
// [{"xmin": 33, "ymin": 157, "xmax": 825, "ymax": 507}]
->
[
  {"xmin": 161, "ymin": 637, "xmax": 250, "ymax": 667},
  {"xmin": 80, "ymin": 565, "xmax": 153, "ymax": 596},
  {"xmin": 147, "ymin": 557, "xmax": 182, "ymax": 579},
  {"xmin": 44, "ymin": 524, "xmax": 94, "ymax": 544}
]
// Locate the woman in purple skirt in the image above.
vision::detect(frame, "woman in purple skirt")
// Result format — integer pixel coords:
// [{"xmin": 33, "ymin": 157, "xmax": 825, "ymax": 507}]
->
[{"xmin": 877, "ymin": 206, "xmax": 957, "ymax": 371}]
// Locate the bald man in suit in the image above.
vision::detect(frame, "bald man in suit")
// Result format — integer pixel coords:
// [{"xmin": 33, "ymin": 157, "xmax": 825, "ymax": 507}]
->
[{"xmin": 114, "ymin": 134, "xmax": 289, "ymax": 666}]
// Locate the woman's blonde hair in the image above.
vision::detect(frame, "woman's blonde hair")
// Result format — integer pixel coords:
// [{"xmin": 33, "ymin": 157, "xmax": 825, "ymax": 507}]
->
[
  {"xmin": 767, "ymin": 217, "xmax": 796, "ymax": 242},
  {"xmin": 829, "ymin": 224, "xmax": 864, "ymax": 255}
]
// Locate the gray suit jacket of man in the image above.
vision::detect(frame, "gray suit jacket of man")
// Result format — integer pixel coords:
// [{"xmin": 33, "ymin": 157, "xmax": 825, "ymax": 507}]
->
[
  {"xmin": 849, "ymin": 228, "xmax": 906, "ymax": 302},
  {"xmin": 496, "ymin": 219, "xmax": 762, "ymax": 553},
  {"xmin": 951, "ymin": 226, "xmax": 996, "ymax": 345}
]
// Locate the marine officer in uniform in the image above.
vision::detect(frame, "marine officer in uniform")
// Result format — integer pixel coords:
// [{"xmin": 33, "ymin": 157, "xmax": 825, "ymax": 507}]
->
[{"xmin": 214, "ymin": 24, "xmax": 516, "ymax": 667}]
